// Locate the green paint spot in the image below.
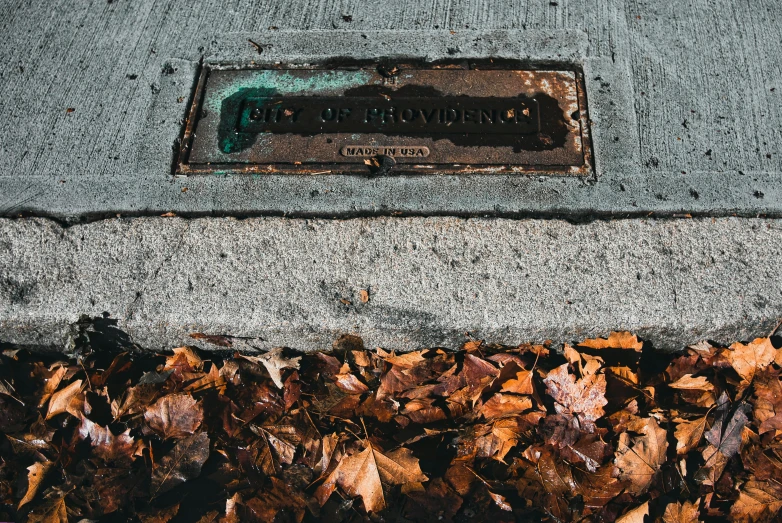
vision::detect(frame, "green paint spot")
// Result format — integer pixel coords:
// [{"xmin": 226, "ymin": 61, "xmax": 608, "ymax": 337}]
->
[{"xmin": 210, "ymin": 70, "xmax": 372, "ymax": 156}]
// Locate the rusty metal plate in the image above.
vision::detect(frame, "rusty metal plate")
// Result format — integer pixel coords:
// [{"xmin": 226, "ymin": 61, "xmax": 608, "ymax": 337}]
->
[{"xmin": 177, "ymin": 64, "xmax": 591, "ymax": 175}]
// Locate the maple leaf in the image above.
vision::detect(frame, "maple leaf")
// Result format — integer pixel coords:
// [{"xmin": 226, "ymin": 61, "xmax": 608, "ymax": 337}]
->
[
  {"xmin": 150, "ymin": 432, "xmax": 210, "ymax": 496},
  {"xmin": 144, "ymin": 393, "xmax": 203, "ymax": 439},
  {"xmin": 579, "ymin": 331, "xmax": 643, "ymax": 351},
  {"xmin": 19, "ymin": 461, "xmax": 52, "ymax": 508},
  {"xmin": 45, "ymin": 379, "xmax": 83, "ymax": 419},
  {"xmin": 240, "ymin": 348, "xmax": 301, "ymax": 389},
  {"xmin": 614, "ymin": 416, "xmax": 668, "ymax": 494},
  {"xmin": 543, "ymin": 363, "xmax": 607, "ymax": 429},
  {"xmin": 663, "ymin": 499, "xmax": 701, "ymax": 523},
  {"xmin": 730, "ymin": 479, "xmax": 782, "ymax": 523},
  {"xmin": 726, "ymin": 337, "xmax": 777, "ymax": 392},
  {"xmin": 315, "ymin": 442, "xmax": 427, "ymax": 513}
]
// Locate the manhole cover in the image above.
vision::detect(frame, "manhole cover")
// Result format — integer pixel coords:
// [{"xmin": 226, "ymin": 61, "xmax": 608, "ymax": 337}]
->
[{"xmin": 177, "ymin": 63, "xmax": 591, "ymax": 175}]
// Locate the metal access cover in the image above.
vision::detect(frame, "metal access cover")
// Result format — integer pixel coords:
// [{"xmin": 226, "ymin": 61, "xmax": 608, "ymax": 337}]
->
[{"xmin": 177, "ymin": 64, "xmax": 591, "ymax": 175}]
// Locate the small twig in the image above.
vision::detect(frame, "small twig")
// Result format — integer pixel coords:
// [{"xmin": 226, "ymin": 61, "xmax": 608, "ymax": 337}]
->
[{"xmin": 769, "ymin": 317, "xmax": 782, "ymax": 337}]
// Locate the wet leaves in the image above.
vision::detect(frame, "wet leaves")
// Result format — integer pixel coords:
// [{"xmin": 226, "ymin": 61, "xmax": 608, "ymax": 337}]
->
[{"xmin": 0, "ymin": 333, "xmax": 781, "ymax": 522}]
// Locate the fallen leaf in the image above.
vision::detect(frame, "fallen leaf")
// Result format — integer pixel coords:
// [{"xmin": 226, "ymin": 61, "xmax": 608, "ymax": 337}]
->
[
  {"xmin": 616, "ymin": 501, "xmax": 649, "ymax": 523},
  {"xmin": 543, "ymin": 363, "xmax": 607, "ymax": 428},
  {"xmin": 45, "ymin": 379, "xmax": 83, "ymax": 419},
  {"xmin": 726, "ymin": 337, "xmax": 777, "ymax": 392},
  {"xmin": 663, "ymin": 499, "xmax": 701, "ymax": 523},
  {"xmin": 481, "ymin": 393, "xmax": 533, "ymax": 419},
  {"xmin": 579, "ymin": 331, "xmax": 643, "ymax": 351},
  {"xmin": 144, "ymin": 394, "xmax": 203, "ymax": 439},
  {"xmin": 674, "ymin": 416, "xmax": 708, "ymax": 454},
  {"xmin": 26, "ymin": 492, "xmax": 68, "ymax": 523},
  {"xmin": 315, "ymin": 443, "xmax": 427, "ymax": 513},
  {"xmin": 669, "ymin": 374, "xmax": 714, "ymax": 391},
  {"xmin": 151, "ymin": 432, "xmax": 210, "ymax": 496},
  {"xmin": 615, "ymin": 417, "xmax": 668, "ymax": 494},
  {"xmin": 500, "ymin": 369, "xmax": 534, "ymax": 395},
  {"xmin": 19, "ymin": 461, "xmax": 52, "ymax": 508},
  {"xmin": 78, "ymin": 414, "xmax": 138, "ymax": 463},
  {"xmin": 165, "ymin": 346, "xmax": 204, "ymax": 371},
  {"xmin": 730, "ymin": 479, "xmax": 782, "ymax": 523},
  {"xmin": 404, "ymin": 478, "xmax": 463, "ymax": 522},
  {"xmin": 241, "ymin": 348, "xmax": 301, "ymax": 389}
]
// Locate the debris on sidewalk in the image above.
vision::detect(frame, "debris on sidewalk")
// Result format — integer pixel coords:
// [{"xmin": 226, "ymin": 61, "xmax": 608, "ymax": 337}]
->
[{"xmin": 1, "ymin": 333, "xmax": 781, "ymax": 522}]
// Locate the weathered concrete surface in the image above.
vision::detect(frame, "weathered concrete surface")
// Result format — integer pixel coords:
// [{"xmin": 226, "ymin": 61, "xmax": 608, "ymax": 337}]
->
[
  {"xmin": 0, "ymin": 2, "xmax": 780, "ymax": 217},
  {"xmin": 2, "ymin": 217, "xmax": 780, "ymax": 352}
]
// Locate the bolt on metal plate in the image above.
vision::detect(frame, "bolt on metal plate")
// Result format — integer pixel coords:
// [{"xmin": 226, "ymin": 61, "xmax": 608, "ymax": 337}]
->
[{"xmin": 177, "ymin": 63, "xmax": 592, "ymax": 176}]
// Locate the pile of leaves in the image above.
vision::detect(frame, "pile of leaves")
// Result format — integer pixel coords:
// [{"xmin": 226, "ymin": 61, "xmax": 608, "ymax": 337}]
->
[{"xmin": 1, "ymin": 332, "xmax": 782, "ymax": 523}]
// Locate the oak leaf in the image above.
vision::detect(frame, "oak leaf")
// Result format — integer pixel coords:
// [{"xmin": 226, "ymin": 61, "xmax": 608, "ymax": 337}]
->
[
  {"xmin": 315, "ymin": 442, "xmax": 427, "ymax": 513},
  {"xmin": 543, "ymin": 363, "xmax": 607, "ymax": 428},
  {"xmin": 19, "ymin": 461, "xmax": 52, "ymax": 508},
  {"xmin": 614, "ymin": 416, "xmax": 668, "ymax": 494},
  {"xmin": 144, "ymin": 393, "xmax": 203, "ymax": 439},
  {"xmin": 150, "ymin": 432, "xmax": 210, "ymax": 496}
]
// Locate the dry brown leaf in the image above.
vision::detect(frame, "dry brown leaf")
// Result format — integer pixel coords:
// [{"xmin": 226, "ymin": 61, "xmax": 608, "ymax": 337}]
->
[
  {"xmin": 241, "ymin": 348, "xmax": 301, "ymax": 389},
  {"xmin": 663, "ymin": 499, "xmax": 701, "ymax": 523},
  {"xmin": 383, "ymin": 350, "xmax": 427, "ymax": 368},
  {"xmin": 37, "ymin": 364, "xmax": 67, "ymax": 408},
  {"xmin": 144, "ymin": 394, "xmax": 203, "ymax": 439},
  {"xmin": 616, "ymin": 501, "xmax": 649, "ymax": 523},
  {"xmin": 615, "ymin": 417, "xmax": 668, "ymax": 494},
  {"xmin": 481, "ymin": 393, "xmax": 533, "ymax": 419},
  {"xmin": 669, "ymin": 374, "xmax": 714, "ymax": 391},
  {"xmin": 730, "ymin": 479, "xmax": 782, "ymax": 523},
  {"xmin": 579, "ymin": 331, "xmax": 643, "ymax": 352},
  {"xmin": 19, "ymin": 461, "xmax": 52, "ymax": 508},
  {"xmin": 543, "ymin": 363, "xmax": 607, "ymax": 427},
  {"xmin": 151, "ymin": 432, "xmax": 210, "ymax": 496},
  {"xmin": 334, "ymin": 373, "xmax": 369, "ymax": 394},
  {"xmin": 45, "ymin": 379, "xmax": 82, "ymax": 419},
  {"xmin": 727, "ymin": 338, "xmax": 777, "ymax": 392},
  {"xmin": 315, "ymin": 442, "xmax": 427, "ymax": 513},
  {"xmin": 139, "ymin": 503, "xmax": 180, "ymax": 523},
  {"xmin": 674, "ymin": 416, "xmax": 708, "ymax": 455},
  {"xmin": 165, "ymin": 346, "xmax": 204, "ymax": 371},
  {"xmin": 26, "ymin": 492, "xmax": 68, "ymax": 523},
  {"xmin": 501, "ymin": 369, "xmax": 534, "ymax": 395},
  {"xmin": 78, "ymin": 414, "xmax": 139, "ymax": 462}
]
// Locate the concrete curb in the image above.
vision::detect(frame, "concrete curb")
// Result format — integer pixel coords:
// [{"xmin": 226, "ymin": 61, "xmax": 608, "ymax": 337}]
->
[{"xmin": 2, "ymin": 216, "xmax": 780, "ymax": 352}]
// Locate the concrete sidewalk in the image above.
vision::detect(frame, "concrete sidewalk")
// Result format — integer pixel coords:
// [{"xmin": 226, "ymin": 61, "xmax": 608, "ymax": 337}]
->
[{"xmin": 2, "ymin": 216, "xmax": 780, "ymax": 352}]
